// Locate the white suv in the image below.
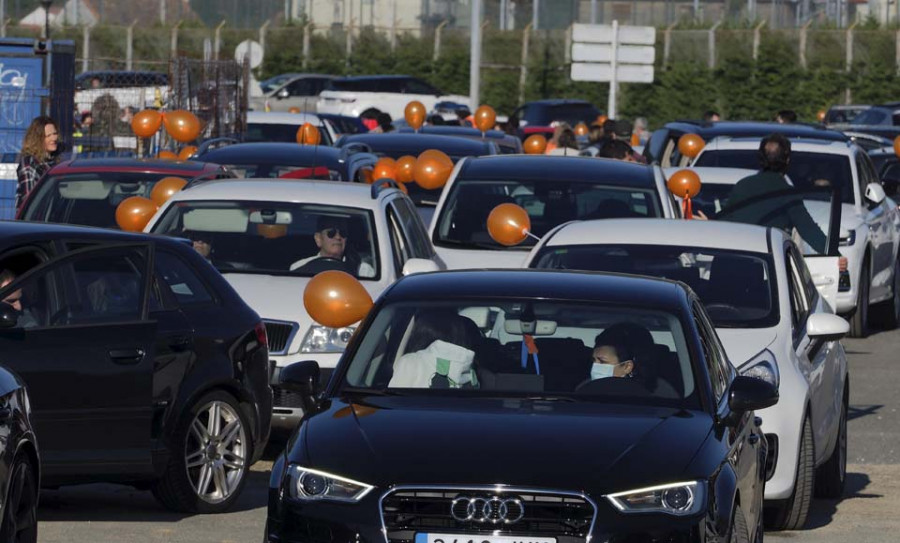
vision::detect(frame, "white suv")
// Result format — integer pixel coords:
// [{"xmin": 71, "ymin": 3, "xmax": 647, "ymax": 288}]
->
[
  {"xmin": 693, "ymin": 137, "xmax": 900, "ymax": 337},
  {"xmin": 316, "ymin": 75, "xmax": 469, "ymax": 120},
  {"xmin": 144, "ymin": 179, "xmax": 445, "ymax": 429}
]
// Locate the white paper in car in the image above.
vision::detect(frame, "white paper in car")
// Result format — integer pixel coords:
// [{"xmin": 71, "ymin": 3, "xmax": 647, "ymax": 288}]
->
[{"xmin": 389, "ymin": 340, "xmax": 475, "ymax": 389}]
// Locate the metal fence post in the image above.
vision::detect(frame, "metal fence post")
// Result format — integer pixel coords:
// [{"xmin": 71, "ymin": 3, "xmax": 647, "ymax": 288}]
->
[
  {"xmin": 518, "ymin": 22, "xmax": 533, "ymax": 106},
  {"xmin": 752, "ymin": 20, "xmax": 765, "ymax": 61},
  {"xmin": 390, "ymin": 0, "xmax": 398, "ymax": 52},
  {"xmin": 896, "ymin": 29, "xmax": 900, "ymax": 75},
  {"xmin": 126, "ymin": 20, "xmax": 137, "ymax": 71},
  {"xmin": 302, "ymin": 22, "xmax": 312, "ymax": 69},
  {"xmin": 259, "ymin": 19, "xmax": 270, "ymax": 57},
  {"xmin": 214, "ymin": 20, "xmax": 226, "ymax": 61},
  {"xmin": 708, "ymin": 20, "xmax": 722, "ymax": 70},
  {"xmin": 664, "ymin": 21, "xmax": 677, "ymax": 67},
  {"xmin": 846, "ymin": 21, "xmax": 857, "ymax": 103},
  {"xmin": 346, "ymin": 20, "xmax": 353, "ymax": 64},
  {"xmin": 82, "ymin": 25, "xmax": 91, "ymax": 73},
  {"xmin": 564, "ymin": 24, "xmax": 573, "ymax": 82},
  {"xmin": 799, "ymin": 19, "xmax": 811, "ymax": 69},
  {"xmin": 0, "ymin": 18, "xmax": 8, "ymax": 38},
  {"xmin": 171, "ymin": 20, "xmax": 182, "ymax": 59},
  {"xmin": 434, "ymin": 19, "xmax": 448, "ymax": 61}
]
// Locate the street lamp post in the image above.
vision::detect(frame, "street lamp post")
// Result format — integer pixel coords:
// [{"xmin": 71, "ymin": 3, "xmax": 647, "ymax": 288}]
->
[{"xmin": 40, "ymin": 0, "xmax": 52, "ymax": 39}]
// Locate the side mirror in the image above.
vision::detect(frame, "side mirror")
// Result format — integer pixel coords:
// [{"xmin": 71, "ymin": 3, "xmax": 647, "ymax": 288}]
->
[
  {"xmin": 401, "ymin": 258, "xmax": 441, "ymax": 276},
  {"xmin": 865, "ymin": 182, "xmax": 886, "ymax": 206},
  {"xmin": 279, "ymin": 360, "xmax": 321, "ymax": 414},
  {"xmin": 0, "ymin": 305, "xmax": 18, "ymax": 329},
  {"xmin": 728, "ymin": 375, "xmax": 779, "ymax": 414},
  {"xmin": 806, "ymin": 312, "xmax": 850, "ymax": 342},
  {"xmin": 276, "ymin": 88, "xmax": 290, "ymax": 99}
]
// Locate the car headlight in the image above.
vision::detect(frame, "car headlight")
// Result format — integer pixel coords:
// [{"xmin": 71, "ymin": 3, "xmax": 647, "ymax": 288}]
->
[
  {"xmin": 287, "ymin": 466, "xmax": 374, "ymax": 502},
  {"xmin": 300, "ymin": 325, "xmax": 355, "ymax": 353},
  {"xmin": 839, "ymin": 230, "xmax": 856, "ymax": 246},
  {"xmin": 738, "ymin": 349, "xmax": 780, "ymax": 389},
  {"xmin": 606, "ymin": 481, "xmax": 705, "ymax": 516}
]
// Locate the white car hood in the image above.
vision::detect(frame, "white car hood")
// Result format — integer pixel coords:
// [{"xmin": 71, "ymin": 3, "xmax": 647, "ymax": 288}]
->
[
  {"xmin": 435, "ymin": 247, "xmax": 530, "ymax": 270},
  {"xmin": 716, "ymin": 328, "xmax": 778, "ymax": 368},
  {"xmin": 222, "ymin": 273, "xmax": 383, "ymax": 329}
]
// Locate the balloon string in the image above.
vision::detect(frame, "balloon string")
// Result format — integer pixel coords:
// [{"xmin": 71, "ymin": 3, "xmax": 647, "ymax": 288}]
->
[
  {"xmin": 683, "ymin": 195, "xmax": 693, "ymax": 220},
  {"xmin": 525, "ymin": 231, "xmax": 541, "ymax": 241}
]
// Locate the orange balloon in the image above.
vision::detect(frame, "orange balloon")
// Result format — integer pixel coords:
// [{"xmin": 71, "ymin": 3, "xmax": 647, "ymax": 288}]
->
[
  {"xmin": 178, "ymin": 145, "xmax": 197, "ymax": 160},
  {"xmin": 596, "ymin": 115, "xmax": 608, "ymax": 125},
  {"xmin": 257, "ymin": 224, "xmax": 288, "ymax": 239},
  {"xmin": 163, "ymin": 110, "xmax": 201, "ymax": 143},
  {"xmin": 630, "ymin": 133, "xmax": 641, "ymax": 147},
  {"xmin": 893, "ymin": 136, "xmax": 900, "ymax": 158},
  {"xmin": 667, "ymin": 169, "xmax": 702, "ymax": 199},
  {"xmin": 373, "ymin": 157, "xmax": 397, "ymax": 181},
  {"xmin": 404, "ymin": 101, "xmax": 426, "ymax": 130},
  {"xmin": 303, "ymin": 270, "xmax": 374, "ymax": 328},
  {"xmin": 817, "ymin": 110, "xmax": 827, "ymax": 122},
  {"xmin": 474, "ymin": 105, "xmax": 497, "ymax": 133},
  {"xmin": 132, "ymin": 109, "xmax": 163, "ymax": 138},
  {"xmin": 359, "ymin": 167, "xmax": 374, "ymax": 184},
  {"xmin": 677, "ymin": 133, "xmax": 705, "ymax": 159},
  {"xmin": 289, "ymin": 107, "xmax": 301, "ymax": 114},
  {"xmin": 158, "ymin": 150, "xmax": 178, "ymax": 161},
  {"xmin": 413, "ymin": 149, "xmax": 454, "ymax": 190},
  {"xmin": 150, "ymin": 176, "xmax": 187, "ymax": 207},
  {"xmin": 523, "ymin": 134, "xmax": 547, "ymax": 155},
  {"xmin": 115, "ymin": 196, "xmax": 158, "ymax": 232},
  {"xmin": 396, "ymin": 155, "xmax": 417, "ymax": 183},
  {"xmin": 296, "ymin": 122, "xmax": 321, "ymax": 145},
  {"xmin": 488, "ymin": 203, "xmax": 531, "ymax": 247},
  {"xmin": 574, "ymin": 123, "xmax": 589, "ymax": 136}
]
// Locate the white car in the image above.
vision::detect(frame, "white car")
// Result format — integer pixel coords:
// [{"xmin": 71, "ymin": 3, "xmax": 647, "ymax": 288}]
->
[
  {"xmin": 428, "ymin": 155, "xmax": 681, "ymax": 269},
  {"xmin": 525, "ymin": 217, "xmax": 850, "ymax": 531},
  {"xmin": 316, "ymin": 75, "xmax": 469, "ymax": 120},
  {"xmin": 693, "ymin": 137, "xmax": 900, "ymax": 337},
  {"xmin": 249, "ymin": 73, "xmax": 335, "ymax": 113},
  {"xmin": 144, "ymin": 179, "xmax": 445, "ymax": 429},
  {"xmin": 244, "ymin": 111, "xmax": 338, "ymax": 146}
]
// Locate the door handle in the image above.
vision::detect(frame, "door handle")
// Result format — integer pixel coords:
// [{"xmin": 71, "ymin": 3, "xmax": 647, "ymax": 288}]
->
[
  {"xmin": 748, "ymin": 433, "xmax": 761, "ymax": 445},
  {"xmin": 169, "ymin": 336, "xmax": 192, "ymax": 352},
  {"xmin": 108, "ymin": 348, "xmax": 145, "ymax": 365}
]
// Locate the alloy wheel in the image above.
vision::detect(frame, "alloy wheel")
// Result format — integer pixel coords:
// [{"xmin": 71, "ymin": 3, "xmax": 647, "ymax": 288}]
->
[
  {"xmin": 184, "ymin": 400, "xmax": 247, "ymax": 504},
  {"xmin": 1, "ymin": 458, "xmax": 37, "ymax": 543}
]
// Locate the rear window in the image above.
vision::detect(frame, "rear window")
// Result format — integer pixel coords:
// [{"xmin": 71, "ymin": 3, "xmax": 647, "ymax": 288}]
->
[{"xmin": 525, "ymin": 104, "xmax": 601, "ymax": 126}]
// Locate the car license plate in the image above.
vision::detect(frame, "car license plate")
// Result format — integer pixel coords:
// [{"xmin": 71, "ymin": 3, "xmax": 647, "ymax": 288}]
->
[{"xmin": 415, "ymin": 534, "xmax": 556, "ymax": 543}]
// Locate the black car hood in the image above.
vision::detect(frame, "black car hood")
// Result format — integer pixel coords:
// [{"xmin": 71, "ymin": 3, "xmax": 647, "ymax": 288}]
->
[{"xmin": 296, "ymin": 397, "xmax": 713, "ymax": 494}]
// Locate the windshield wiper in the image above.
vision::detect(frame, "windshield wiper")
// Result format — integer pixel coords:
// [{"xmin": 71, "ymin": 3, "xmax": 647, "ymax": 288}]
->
[
  {"xmin": 435, "ymin": 238, "xmax": 510, "ymax": 250},
  {"xmin": 521, "ymin": 394, "xmax": 577, "ymax": 403}
]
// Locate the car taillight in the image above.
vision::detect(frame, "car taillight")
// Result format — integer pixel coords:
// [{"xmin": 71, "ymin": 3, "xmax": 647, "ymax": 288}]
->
[
  {"xmin": 255, "ymin": 322, "xmax": 268, "ymax": 348},
  {"xmin": 839, "ymin": 257, "xmax": 848, "ymax": 272}
]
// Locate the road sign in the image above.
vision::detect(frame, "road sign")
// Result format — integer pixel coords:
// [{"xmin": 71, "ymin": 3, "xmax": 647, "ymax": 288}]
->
[{"xmin": 570, "ymin": 22, "xmax": 657, "ymax": 118}]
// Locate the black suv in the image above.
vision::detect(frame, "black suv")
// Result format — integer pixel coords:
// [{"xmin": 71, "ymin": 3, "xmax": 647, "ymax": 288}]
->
[{"xmin": 0, "ymin": 221, "xmax": 272, "ymax": 513}]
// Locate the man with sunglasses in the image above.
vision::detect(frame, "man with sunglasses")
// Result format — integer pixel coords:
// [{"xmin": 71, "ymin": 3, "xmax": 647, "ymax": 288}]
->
[
  {"xmin": 0, "ymin": 270, "xmax": 37, "ymax": 328},
  {"xmin": 290, "ymin": 216, "xmax": 375, "ymax": 278}
]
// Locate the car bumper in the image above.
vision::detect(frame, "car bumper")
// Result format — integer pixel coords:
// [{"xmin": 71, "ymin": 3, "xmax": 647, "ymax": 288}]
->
[{"xmin": 269, "ymin": 352, "xmax": 341, "ymax": 430}]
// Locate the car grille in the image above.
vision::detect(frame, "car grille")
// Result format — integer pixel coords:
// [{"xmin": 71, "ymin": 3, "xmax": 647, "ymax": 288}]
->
[
  {"xmin": 381, "ymin": 488, "xmax": 595, "ymax": 543},
  {"xmin": 273, "ymin": 368, "xmax": 334, "ymax": 410},
  {"xmin": 264, "ymin": 320, "xmax": 297, "ymax": 355}
]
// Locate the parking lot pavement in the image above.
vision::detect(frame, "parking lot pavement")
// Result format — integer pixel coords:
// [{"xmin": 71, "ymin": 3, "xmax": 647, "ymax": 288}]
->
[{"xmin": 35, "ymin": 330, "xmax": 900, "ymax": 542}]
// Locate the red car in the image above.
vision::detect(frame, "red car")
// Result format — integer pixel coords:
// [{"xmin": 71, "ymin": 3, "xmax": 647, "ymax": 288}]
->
[{"xmin": 17, "ymin": 158, "xmax": 231, "ymax": 229}]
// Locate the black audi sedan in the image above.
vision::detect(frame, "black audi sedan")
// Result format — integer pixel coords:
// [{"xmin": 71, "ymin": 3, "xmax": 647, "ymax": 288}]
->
[
  {"xmin": 267, "ymin": 270, "xmax": 776, "ymax": 543},
  {"xmin": 0, "ymin": 221, "xmax": 272, "ymax": 513},
  {"xmin": 0, "ymin": 365, "xmax": 40, "ymax": 541}
]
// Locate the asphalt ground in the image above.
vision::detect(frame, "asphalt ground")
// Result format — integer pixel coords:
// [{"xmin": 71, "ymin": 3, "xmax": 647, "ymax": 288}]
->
[{"xmin": 35, "ymin": 328, "xmax": 900, "ymax": 543}]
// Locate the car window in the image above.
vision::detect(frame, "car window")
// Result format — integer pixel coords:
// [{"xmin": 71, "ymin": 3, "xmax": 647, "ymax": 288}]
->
[
  {"xmin": 386, "ymin": 206, "xmax": 412, "ymax": 273},
  {"xmin": 692, "ymin": 303, "xmax": 727, "ymax": 403},
  {"xmin": 58, "ymin": 250, "xmax": 147, "ymax": 325},
  {"xmin": 286, "ymin": 79, "xmax": 315, "ymax": 96},
  {"xmin": 785, "ymin": 248, "xmax": 811, "ymax": 333},
  {"xmin": 789, "ymin": 245, "xmax": 819, "ymax": 309},
  {"xmin": 391, "ymin": 198, "xmax": 433, "ymax": 259},
  {"xmin": 854, "ymin": 108, "xmax": 889, "ymax": 125},
  {"xmin": 855, "ymin": 153, "xmax": 870, "ymax": 203},
  {"xmin": 155, "ymin": 250, "xmax": 214, "ymax": 306},
  {"xmin": 403, "ymin": 78, "xmax": 439, "ymax": 95}
]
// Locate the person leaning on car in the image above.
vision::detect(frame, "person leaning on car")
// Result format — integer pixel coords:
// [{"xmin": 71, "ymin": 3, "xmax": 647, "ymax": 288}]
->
[{"xmin": 719, "ymin": 133, "xmax": 827, "ymax": 254}]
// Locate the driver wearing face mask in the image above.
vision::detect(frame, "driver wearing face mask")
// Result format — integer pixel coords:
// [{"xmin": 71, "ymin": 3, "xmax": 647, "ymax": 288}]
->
[{"xmin": 590, "ymin": 341, "xmax": 635, "ymax": 380}]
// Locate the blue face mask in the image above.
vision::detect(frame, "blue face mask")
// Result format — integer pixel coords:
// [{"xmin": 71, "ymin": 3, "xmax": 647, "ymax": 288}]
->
[{"xmin": 590, "ymin": 363, "xmax": 617, "ymax": 380}]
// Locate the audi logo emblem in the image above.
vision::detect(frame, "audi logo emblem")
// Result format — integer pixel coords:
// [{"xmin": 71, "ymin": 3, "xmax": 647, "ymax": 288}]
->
[{"xmin": 450, "ymin": 496, "xmax": 525, "ymax": 524}]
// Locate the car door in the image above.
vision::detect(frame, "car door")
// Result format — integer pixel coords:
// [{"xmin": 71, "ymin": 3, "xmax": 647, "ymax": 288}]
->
[
  {"xmin": 785, "ymin": 245, "xmax": 832, "ymax": 454},
  {"xmin": 859, "ymin": 151, "xmax": 894, "ymax": 301},
  {"xmin": 0, "ymin": 243, "xmax": 155, "ymax": 477}
]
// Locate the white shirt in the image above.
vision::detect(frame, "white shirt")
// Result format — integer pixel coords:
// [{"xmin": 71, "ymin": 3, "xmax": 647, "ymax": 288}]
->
[{"xmin": 289, "ymin": 254, "xmax": 376, "ymax": 278}]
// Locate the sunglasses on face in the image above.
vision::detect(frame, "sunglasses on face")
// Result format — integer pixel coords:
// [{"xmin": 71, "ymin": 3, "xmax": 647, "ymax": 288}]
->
[{"xmin": 322, "ymin": 228, "xmax": 347, "ymax": 239}]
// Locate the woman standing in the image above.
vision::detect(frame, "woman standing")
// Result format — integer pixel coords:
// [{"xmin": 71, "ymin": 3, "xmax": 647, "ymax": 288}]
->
[{"xmin": 16, "ymin": 116, "xmax": 60, "ymax": 211}]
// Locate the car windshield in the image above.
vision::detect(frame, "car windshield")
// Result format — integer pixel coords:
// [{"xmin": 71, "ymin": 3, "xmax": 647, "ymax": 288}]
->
[
  {"xmin": 261, "ymin": 75, "xmax": 295, "ymax": 93},
  {"xmin": 434, "ymin": 179, "xmax": 663, "ymax": 249},
  {"xmin": 527, "ymin": 104, "xmax": 600, "ymax": 126},
  {"xmin": 152, "ymin": 201, "xmax": 380, "ymax": 279},
  {"xmin": 22, "ymin": 172, "xmax": 188, "ymax": 228},
  {"xmin": 245, "ymin": 123, "xmax": 333, "ymax": 145},
  {"xmin": 339, "ymin": 300, "xmax": 699, "ymax": 407},
  {"xmin": 852, "ymin": 108, "xmax": 891, "ymax": 126},
  {"xmin": 694, "ymin": 150, "xmax": 854, "ymax": 204},
  {"xmin": 533, "ymin": 245, "xmax": 777, "ymax": 328}
]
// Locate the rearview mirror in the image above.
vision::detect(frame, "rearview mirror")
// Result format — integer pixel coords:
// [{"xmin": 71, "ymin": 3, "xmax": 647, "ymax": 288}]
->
[
  {"xmin": 728, "ymin": 375, "xmax": 779, "ymax": 414},
  {"xmin": 866, "ymin": 182, "xmax": 886, "ymax": 206},
  {"xmin": 401, "ymin": 258, "xmax": 440, "ymax": 276},
  {"xmin": 276, "ymin": 88, "xmax": 289, "ymax": 99},
  {"xmin": 279, "ymin": 360, "xmax": 321, "ymax": 414},
  {"xmin": 806, "ymin": 313, "xmax": 849, "ymax": 342}
]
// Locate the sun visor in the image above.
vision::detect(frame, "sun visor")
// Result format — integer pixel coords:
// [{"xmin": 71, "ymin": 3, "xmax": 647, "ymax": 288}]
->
[
  {"xmin": 504, "ymin": 319, "xmax": 557, "ymax": 336},
  {"xmin": 58, "ymin": 180, "xmax": 112, "ymax": 200},
  {"xmin": 182, "ymin": 209, "xmax": 249, "ymax": 232}
]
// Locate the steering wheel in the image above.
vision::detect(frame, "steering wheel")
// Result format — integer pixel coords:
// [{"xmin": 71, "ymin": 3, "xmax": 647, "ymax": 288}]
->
[{"xmin": 294, "ymin": 256, "xmax": 355, "ymax": 275}]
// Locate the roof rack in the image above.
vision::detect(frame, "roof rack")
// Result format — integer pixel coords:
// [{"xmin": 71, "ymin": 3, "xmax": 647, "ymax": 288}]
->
[
  {"xmin": 339, "ymin": 142, "xmax": 373, "ymax": 160},
  {"xmin": 195, "ymin": 137, "xmax": 241, "ymax": 156},
  {"xmin": 184, "ymin": 169, "xmax": 239, "ymax": 189}
]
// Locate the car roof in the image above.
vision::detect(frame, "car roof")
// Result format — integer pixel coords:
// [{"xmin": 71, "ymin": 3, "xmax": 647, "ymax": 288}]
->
[
  {"xmin": 701, "ymin": 137, "xmax": 855, "ymax": 156},
  {"xmin": 196, "ymin": 143, "xmax": 341, "ymax": 165},
  {"xmin": 384, "ymin": 269, "xmax": 687, "ymax": 310},
  {"xmin": 170, "ymin": 178, "xmax": 392, "ymax": 208},
  {"xmin": 49, "ymin": 158, "xmax": 217, "ymax": 175},
  {"xmin": 396, "ymin": 126, "xmax": 510, "ymax": 140},
  {"xmin": 337, "ymin": 133, "xmax": 495, "ymax": 156},
  {"xmin": 662, "ymin": 167, "xmax": 757, "ymax": 186},
  {"xmin": 543, "ymin": 218, "xmax": 772, "ymax": 254},
  {"xmin": 457, "ymin": 155, "xmax": 657, "ymax": 187},
  {"xmin": 0, "ymin": 219, "xmax": 164, "ymax": 246},
  {"xmin": 246, "ymin": 111, "xmax": 322, "ymax": 124},
  {"xmin": 522, "ymin": 99, "xmax": 595, "ymax": 106},
  {"xmin": 664, "ymin": 121, "xmax": 850, "ymax": 142},
  {"xmin": 331, "ymin": 75, "xmax": 414, "ymax": 82}
]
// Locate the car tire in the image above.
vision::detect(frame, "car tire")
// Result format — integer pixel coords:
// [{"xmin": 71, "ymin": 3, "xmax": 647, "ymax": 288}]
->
[
  {"xmin": 765, "ymin": 415, "xmax": 814, "ymax": 531},
  {"xmin": 0, "ymin": 453, "xmax": 38, "ymax": 543},
  {"xmin": 152, "ymin": 390, "xmax": 252, "ymax": 513},
  {"xmin": 816, "ymin": 391, "xmax": 848, "ymax": 499},
  {"xmin": 876, "ymin": 259, "xmax": 900, "ymax": 330},
  {"xmin": 730, "ymin": 504, "xmax": 751, "ymax": 543},
  {"xmin": 850, "ymin": 262, "xmax": 870, "ymax": 338}
]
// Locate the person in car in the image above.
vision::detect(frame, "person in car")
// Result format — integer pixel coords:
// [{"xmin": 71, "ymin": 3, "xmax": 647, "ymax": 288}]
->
[
  {"xmin": 184, "ymin": 230, "xmax": 214, "ymax": 261},
  {"xmin": 290, "ymin": 216, "xmax": 375, "ymax": 278},
  {"xmin": 590, "ymin": 339, "xmax": 635, "ymax": 380},
  {"xmin": 389, "ymin": 310, "xmax": 479, "ymax": 389},
  {"xmin": 587, "ymin": 323, "xmax": 654, "ymax": 385},
  {"xmin": 0, "ymin": 270, "xmax": 37, "ymax": 328}
]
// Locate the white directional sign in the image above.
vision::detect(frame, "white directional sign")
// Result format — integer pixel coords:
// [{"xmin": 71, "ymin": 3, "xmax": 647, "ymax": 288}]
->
[{"xmin": 570, "ymin": 22, "xmax": 657, "ymax": 118}]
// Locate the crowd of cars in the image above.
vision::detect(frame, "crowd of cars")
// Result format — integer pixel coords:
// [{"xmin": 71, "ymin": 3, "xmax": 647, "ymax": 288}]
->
[{"xmin": 3, "ymin": 86, "xmax": 900, "ymax": 542}]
